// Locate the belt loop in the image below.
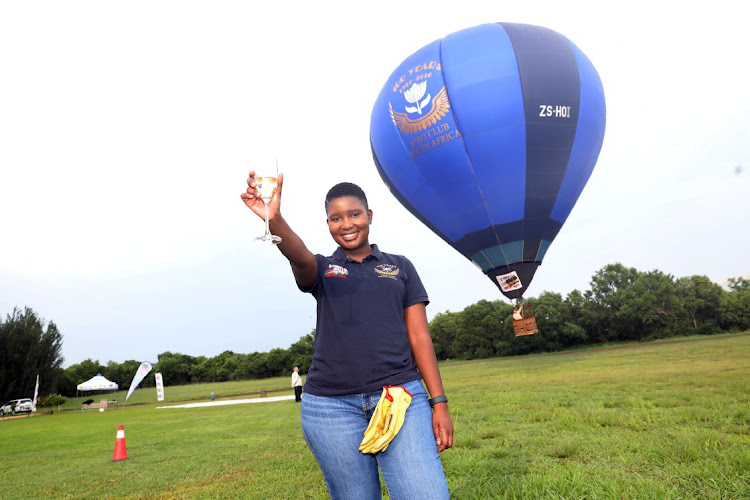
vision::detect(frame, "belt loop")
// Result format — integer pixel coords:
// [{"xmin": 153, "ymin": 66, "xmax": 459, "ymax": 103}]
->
[{"xmin": 361, "ymin": 392, "xmax": 370, "ymax": 414}]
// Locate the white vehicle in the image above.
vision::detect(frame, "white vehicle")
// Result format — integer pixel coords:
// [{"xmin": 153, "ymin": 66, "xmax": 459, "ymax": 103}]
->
[{"xmin": 0, "ymin": 398, "xmax": 33, "ymax": 416}]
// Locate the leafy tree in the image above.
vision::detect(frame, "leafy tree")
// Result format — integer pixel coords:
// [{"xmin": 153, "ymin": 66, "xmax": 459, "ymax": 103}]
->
[
  {"xmin": 221, "ymin": 352, "xmax": 242, "ymax": 380},
  {"xmin": 727, "ymin": 277, "xmax": 750, "ymax": 291},
  {"xmin": 563, "ymin": 290, "xmax": 590, "ymax": 345},
  {"xmin": 429, "ymin": 311, "xmax": 460, "ymax": 359},
  {"xmin": 528, "ymin": 292, "xmax": 563, "ymax": 350},
  {"xmin": 245, "ymin": 352, "xmax": 269, "ymax": 379},
  {"xmin": 40, "ymin": 394, "xmax": 66, "ymax": 407},
  {"xmin": 264, "ymin": 348, "xmax": 293, "ymax": 377},
  {"xmin": 189, "ymin": 355, "xmax": 213, "ymax": 382},
  {"xmin": 719, "ymin": 290, "xmax": 750, "ymax": 331},
  {"xmin": 620, "ymin": 270, "xmax": 680, "ymax": 339},
  {"xmin": 585, "ymin": 263, "xmax": 640, "ymax": 342},
  {"xmin": 203, "ymin": 350, "xmax": 235, "ymax": 381},
  {"xmin": 0, "ymin": 307, "xmax": 64, "ymax": 402},
  {"xmin": 288, "ymin": 332, "xmax": 315, "ymax": 372},
  {"xmin": 675, "ymin": 275, "xmax": 723, "ymax": 331},
  {"xmin": 559, "ymin": 322, "xmax": 587, "ymax": 345},
  {"xmin": 452, "ymin": 300, "xmax": 509, "ymax": 358},
  {"xmin": 530, "ymin": 291, "xmax": 587, "ymax": 349},
  {"xmin": 155, "ymin": 352, "xmax": 195, "ymax": 385},
  {"xmin": 564, "ymin": 289, "xmax": 586, "ymax": 320}
]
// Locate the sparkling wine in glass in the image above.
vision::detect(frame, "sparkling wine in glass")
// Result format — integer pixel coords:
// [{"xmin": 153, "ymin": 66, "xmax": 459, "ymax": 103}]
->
[{"xmin": 254, "ymin": 158, "xmax": 281, "ymax": 245}]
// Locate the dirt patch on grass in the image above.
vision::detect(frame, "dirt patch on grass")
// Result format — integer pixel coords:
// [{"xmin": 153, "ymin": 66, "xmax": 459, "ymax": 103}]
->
[{"xmin": 0, "ymin": 412, "xmax": 51, "ymax": 422}]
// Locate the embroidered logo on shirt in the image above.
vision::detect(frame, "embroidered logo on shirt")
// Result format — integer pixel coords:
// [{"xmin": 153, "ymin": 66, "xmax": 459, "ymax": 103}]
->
[
  {"xmin": 325, "ymin": 264, "xmax": 349, "ymax": 278},
  {"xmin": 375, "ymin": 264, "xmax": 400, "ymax": 280}
]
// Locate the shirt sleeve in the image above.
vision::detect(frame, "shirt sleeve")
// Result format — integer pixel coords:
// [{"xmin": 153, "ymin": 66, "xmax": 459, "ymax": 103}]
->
[
  {"xmin": 297, "ymin": 254, "xmax": 325, "ymax": 295},
  {"xmin": 402, "ymin": 257, "xmax": 429, "ymax": 309}
]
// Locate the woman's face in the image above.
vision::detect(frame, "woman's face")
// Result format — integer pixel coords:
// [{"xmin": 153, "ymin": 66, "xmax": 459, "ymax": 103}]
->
[{"xmin": 326, "ymin": 196, "xmax": 373, "ymax": 254}]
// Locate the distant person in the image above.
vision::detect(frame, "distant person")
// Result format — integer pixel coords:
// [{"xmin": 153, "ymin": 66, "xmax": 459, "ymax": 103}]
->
[
  {"xmin": 242, "ymin": 175, "xmax": 452, "ymax": 499},
  {"xmin": 513, "ymin": 306, "xmax": 523, "ymax": 320},
  {"xmin": 291, "ymin": 366, "xmax": 303, "ymax": 402}
]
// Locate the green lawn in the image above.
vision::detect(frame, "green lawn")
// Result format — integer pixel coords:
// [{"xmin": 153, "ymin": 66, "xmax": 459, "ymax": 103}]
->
[{"xmin": 2, "ymin": 334, "xmax": 748, "ymax": 499}]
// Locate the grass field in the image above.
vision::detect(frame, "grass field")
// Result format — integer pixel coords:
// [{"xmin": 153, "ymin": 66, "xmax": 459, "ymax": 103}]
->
[{"xmin": 1, "ymin": 333, "xmax": 748, "ymax": 499}]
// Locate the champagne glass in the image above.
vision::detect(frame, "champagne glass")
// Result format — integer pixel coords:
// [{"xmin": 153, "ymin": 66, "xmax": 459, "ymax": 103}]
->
[{"xmin": 254, "ymin": 155, "xmax": 282, "ymax": 245}]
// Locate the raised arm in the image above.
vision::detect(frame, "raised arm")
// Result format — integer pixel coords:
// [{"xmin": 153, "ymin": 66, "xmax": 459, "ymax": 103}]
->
[
  {"xmin": 241, "ymin": 171, "xmax": 317, "ymax": 289},
  {"xmin": 404, "ymin": 302, "xmax": 454, "ymax": 452}
]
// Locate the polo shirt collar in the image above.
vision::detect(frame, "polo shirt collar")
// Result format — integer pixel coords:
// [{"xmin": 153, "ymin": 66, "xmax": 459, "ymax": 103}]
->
[{"xmin": 332, "ymin": 244, "xmax": 382, "ymax": 262}]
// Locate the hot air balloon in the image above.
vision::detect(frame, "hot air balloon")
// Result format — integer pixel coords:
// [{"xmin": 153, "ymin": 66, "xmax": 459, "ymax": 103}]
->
[{"xmin": 371, "ymin": 22, "xmax": 606, "ymax": 303}]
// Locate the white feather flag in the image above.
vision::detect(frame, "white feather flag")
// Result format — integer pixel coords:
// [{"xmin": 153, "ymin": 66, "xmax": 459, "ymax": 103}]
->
[
  {"xmin": 125, "ymin": 362, "xmax": 153, "ymax": 402},
  {"xmin": 31, "ymin": 374, "xmax": 40, "ymax": 412}
]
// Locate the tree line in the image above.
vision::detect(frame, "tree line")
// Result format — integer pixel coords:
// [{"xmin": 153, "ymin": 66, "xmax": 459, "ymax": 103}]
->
[
  {"xmin": 2, "ymin": 263, "xmax": 748, "ymax": 400},
  {"xmin": 56, "ymin": 334, "xmax": 315, "ymax": 397},
  {"xmin": 430, "ymin": 264, "xmax": 750, "ymax": 359}
]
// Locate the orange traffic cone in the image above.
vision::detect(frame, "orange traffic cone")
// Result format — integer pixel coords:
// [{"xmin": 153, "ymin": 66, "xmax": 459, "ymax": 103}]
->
[{"xmin": 111, "ymin": 424, "xmax": 129, "ymax": 461}]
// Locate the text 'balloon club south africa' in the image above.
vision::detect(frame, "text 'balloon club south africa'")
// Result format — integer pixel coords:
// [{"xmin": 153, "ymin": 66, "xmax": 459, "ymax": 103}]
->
[{"xmin": 371, "ymin": 23, "xmax": 606, "ymax": 300}]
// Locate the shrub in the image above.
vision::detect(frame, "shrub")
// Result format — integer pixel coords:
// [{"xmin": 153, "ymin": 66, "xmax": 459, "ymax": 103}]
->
[{"xmin": 40, "ymin": 394, "xmax": 67, "ymax": 407}]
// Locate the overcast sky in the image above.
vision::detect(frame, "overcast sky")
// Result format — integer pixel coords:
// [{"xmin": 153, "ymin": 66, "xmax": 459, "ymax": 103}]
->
[{"xmin": 1, "ymin": 1, "xmax": 748, "ymax": 368}]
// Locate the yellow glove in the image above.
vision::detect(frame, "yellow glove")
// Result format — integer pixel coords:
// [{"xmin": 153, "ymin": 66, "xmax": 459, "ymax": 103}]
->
[
  {"xmin": 359, "ymin": 387, "xmax": 390, "ymax": 452},
  {"xmin": 359, "ymin": 385, "xmax": 412, "ymax": 454}
]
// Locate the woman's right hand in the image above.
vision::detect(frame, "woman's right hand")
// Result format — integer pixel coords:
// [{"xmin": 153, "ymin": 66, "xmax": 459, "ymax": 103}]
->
[
  {"xmin": 241, "ymin": 170, "xmax": 284, "ymax": 222},
  {"xmin": 240, "ymin": 169, "xmax": 318, "ymax": 288}
]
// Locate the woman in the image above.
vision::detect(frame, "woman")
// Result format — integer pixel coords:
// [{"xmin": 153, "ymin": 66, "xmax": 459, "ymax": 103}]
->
[{"xmin": 242, "ymin": 172, "xmax": 453, "ymax": 499}]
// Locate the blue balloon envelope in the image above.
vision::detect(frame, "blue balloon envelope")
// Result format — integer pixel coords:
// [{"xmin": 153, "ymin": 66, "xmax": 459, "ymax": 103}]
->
[{"xmin": 371, "ymin": 23, "xmax": 606, "ymax": 299}]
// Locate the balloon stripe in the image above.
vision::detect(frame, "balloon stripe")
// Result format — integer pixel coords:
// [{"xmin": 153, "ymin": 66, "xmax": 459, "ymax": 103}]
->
[
  {"xmin": 440, "ymin": 29, "xmax": 516, "ymax": 274},
  {"xmin": 442, "ymin": 23, "xmax": 527, "ymax": 226},
  {"xmin": 499, "ymin": 23, "xmax": 581, "ymax": 223},
  {"xmin": 551, "ymin": 41, "xmax": 607, "ymax": 223}
]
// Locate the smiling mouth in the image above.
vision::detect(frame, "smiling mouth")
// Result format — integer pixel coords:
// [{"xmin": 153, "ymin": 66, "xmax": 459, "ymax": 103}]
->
[{"xmin": 341, "ymin": 232, "xmax": 358, "ymax": 242}]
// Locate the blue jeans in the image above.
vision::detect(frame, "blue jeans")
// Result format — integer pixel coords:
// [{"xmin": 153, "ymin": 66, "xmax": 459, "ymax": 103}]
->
[{"xmin": 300, "ymin": 379, "xmax": 449, "ymax": 499}]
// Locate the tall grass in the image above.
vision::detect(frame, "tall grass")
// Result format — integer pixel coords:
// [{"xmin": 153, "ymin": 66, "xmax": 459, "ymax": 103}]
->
[{"xmin": 1, "ymin": 334, "xmax": 748, "ymax": 499}]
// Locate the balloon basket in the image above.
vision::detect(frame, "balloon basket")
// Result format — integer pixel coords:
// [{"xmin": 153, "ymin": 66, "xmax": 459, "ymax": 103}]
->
[{"xmin": 513, "ymin": 303, "xmax": 538, "ymax": 337}]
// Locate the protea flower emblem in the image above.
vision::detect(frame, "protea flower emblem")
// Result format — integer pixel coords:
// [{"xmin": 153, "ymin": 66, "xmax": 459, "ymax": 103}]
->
[
  {"xmin": 389, "ymin": 86, "xmax": 451, "ymax": 135},
  {"xmin": 403, "ymin": 82, "xmax": 431, "ymax": 115}
]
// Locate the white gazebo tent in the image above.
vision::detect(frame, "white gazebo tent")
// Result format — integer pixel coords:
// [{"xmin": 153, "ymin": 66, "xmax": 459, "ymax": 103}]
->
[{"xmin": 76, "ymin": 373, "xmax": 119, "ymax": 399}]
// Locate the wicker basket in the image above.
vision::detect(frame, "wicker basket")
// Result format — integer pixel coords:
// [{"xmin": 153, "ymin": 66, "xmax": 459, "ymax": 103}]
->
[{"xmin": 513, "ymin": 303, "xmax": 538, "ymax": 337}]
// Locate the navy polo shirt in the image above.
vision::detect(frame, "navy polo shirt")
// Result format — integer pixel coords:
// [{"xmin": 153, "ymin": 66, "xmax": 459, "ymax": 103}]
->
[{"xmin": 300, "ymin": 244, "xmax": 428, "ymax": 396}]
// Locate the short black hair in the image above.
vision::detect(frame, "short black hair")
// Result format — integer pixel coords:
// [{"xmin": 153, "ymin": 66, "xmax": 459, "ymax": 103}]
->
[{"xmin": 325, "ymin": 182, "xmax": 369, "ymax": 212}]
